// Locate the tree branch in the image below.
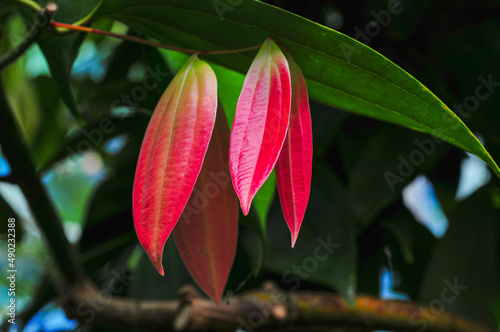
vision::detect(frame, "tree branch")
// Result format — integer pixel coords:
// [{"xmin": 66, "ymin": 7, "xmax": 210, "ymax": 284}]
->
[
  {"xmin": 0, "ymin": 80, "xmax": 83, "ymax": 285},
  {"xmin": 0, "ymin": 4, "xmax": 56, "ymax": 69},
  {"xmin": 61, "ymin": 281, "xmax": 492, "ymax": 332}
]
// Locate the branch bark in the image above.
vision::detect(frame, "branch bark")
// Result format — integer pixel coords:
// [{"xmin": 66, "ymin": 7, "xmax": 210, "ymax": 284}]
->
[{"xmin": 61, "ymin": 281, "xmax": 492, "ymax": 332}]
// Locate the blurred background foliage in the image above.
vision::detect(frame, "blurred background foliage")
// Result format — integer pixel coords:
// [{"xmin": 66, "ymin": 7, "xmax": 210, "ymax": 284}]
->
[{"xmin": 0, "ymin": 0, "xmax": 499, "ymax": 331}]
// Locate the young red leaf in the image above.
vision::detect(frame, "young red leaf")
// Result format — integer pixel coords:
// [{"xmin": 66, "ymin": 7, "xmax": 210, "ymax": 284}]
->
[
  {"xmin": 276, "ymin": 54, "xmax": 313, "ymax": 248},
  {"xmin": 174, "ymin": 105, "xmax": 238, "ymax": 305},
  {"xmin": 133, "ymin": 55, "xmax": 217, "ymax": 275},
  {"xmin": 229, "ymin": 38, "xmax": 291, "ymax": 215}
]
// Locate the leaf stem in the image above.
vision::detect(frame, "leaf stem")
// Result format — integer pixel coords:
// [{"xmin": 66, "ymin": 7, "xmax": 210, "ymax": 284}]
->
[
  {"xmin": 50, "ymin": 21, "xmax": 261, "ymax": 55},
  {"xmin": 0, "ymin": 4, "xmax": 56, "ymax": 70}
]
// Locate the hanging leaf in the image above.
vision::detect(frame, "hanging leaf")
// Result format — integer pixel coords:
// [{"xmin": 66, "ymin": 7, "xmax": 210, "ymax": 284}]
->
[
  {"xmin": 94, "ymin": 0, "xmax": 500, "ymax": 178},
  {"xmin": 133, "ymin": 55, "xmax": 217, "ymax": 275},
  {"xmin": 276, "ymin": 54, "xmax": 313, "ymax": 247},
  {"xmin": 174, "ymin": 105, "xmax": 238, "ymax": 305},
  {"xmin": 229, "ymin": 38, "xmax": 291, "ymax": 215}
]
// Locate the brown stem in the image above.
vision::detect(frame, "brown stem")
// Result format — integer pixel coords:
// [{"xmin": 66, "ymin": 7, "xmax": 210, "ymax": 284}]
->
[
  {"xmin": 49, "ymin": 22, "xmax": 261, "ymax": 55},
  {"xmin": 61, "ymin": 281, "xmax": 492, "ymax": 332}
]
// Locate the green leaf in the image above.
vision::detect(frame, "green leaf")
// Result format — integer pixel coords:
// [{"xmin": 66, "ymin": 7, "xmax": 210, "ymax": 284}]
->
[
  {"xmin": 30, "ymin": 76, "xmax": 65, "ymax": 167},
  {"xmin": 95, "ymin": 0, "xmax": 500, "ymax": 178},
  {"xmin": 264, "ymin": 163, "xmax": 357, "ymax": 303},
  {"xmin": 82, "ymin": 37, "xmax": 173, "ymax": 116},
  {"xmin": 17, "ymin": 0, "xmax": 101, "ymax": 123},
  {"xmin": 40, "ymin": 115, "xmax": 149, "ymax": 172},
  {"xmin": 419, "ymin": 187, "xmax": 499, "ymax": 323},
  {"xmin": 41, "ymin": 0, "xmax": 101, "ymax": 24},
  {"xmin": 70, "ymin": 0, "xmax": 103, "ymax": 26},
  {"xmin": 37, "ymin": 31, "xmax": 85, "ymax": 123},
  {"xmin": 209, "ymin": 60, "xmax": 245, "ymax": 129}
]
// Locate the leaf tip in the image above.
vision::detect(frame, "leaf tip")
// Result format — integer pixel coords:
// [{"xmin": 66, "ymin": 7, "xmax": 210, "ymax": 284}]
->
[
  {"xmin": 236, "ymin": 192, "xmax": 252, "ymax": 215},
  {"xmin": 241, "ymin": 202, "xmax": 250, "ymax": 216},
  {"xmin": 291, "ymin": 233, "xmax": 298, "ymax": 248},
  {"xmin": 153, "ymin": 259, "xmax": 165, "ymax": 276}
]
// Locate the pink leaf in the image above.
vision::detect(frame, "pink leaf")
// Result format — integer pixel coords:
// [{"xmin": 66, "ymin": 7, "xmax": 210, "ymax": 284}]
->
[
  {"xmin": 230, "ymin": 38, "xmax": 291, "ymax": 215},
  {"xmin": 276, "ymin": 53, "xmax": 313, "ymax": 247},
  {"xmin": 174, "ymin": 105, "xmax": 238, "ymax": 305},
  {"xmin": 133, "ymin": 55, "xmax": 217, "ymax": 275}
]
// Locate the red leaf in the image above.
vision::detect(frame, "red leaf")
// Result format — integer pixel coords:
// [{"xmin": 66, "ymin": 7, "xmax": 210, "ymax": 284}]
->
[
  {"xmin": 229, "ymin": 38, "xmax": 291, "ymax": 215},
  {"xmin": 133, "ymin": 55, "xmax": 217, "ymax": 275},
  {"xmin": 174, "ymin": 104, "xmax": 238, "ymax": 305},
  {"xmin": 276, "ymin": 54, "xmax": 313, "ymax": 247}
]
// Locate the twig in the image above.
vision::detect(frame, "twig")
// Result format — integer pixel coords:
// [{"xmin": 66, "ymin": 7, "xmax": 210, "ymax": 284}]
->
[
  {"xmin": 61, "ymin": 282, "xmax": 493, "ymax": 332},
  {"xmin": 0, "ymin": 4, "xmax": 57, "ymax": 70},
  {"xmin": 50, "ymin": 22, "xmax": 261, "ymax": 55},
  {"xmin": 0, "ymin": 80, "xmax": 83, "ymax": 285}
]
